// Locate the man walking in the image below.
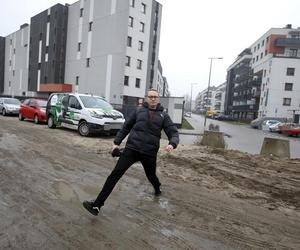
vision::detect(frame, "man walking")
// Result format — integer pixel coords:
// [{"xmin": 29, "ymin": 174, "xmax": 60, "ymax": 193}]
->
[{"xmin": 83, "ymin": 89, "xmax": 179, "ymax": 216}]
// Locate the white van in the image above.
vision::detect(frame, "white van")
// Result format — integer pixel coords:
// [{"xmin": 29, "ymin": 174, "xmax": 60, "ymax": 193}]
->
[{"xmin": 46, "ymin": 93, "xmax": 125, "ymax": 136}]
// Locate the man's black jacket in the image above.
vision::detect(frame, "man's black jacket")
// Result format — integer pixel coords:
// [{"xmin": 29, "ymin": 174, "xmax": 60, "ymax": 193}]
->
[{"xmin": 114, "ymin": 103, "xmax": 179, "ymax": 156}]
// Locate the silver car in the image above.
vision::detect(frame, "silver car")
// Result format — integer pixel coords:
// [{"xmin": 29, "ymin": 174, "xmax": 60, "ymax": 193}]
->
[{"xmin": 0, "ymin": 97, "xmax": 21, "ymax": 116}]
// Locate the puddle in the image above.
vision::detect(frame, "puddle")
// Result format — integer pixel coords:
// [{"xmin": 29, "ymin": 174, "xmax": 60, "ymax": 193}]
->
[{"xmin": 52, "ymin": 180, "xmax": 79, "ymax": 203}]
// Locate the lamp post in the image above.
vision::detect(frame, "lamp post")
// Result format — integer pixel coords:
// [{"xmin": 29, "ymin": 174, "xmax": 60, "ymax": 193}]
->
[
  {"xmin": 190, "ymin": 83, "xmax": 198, "ymax": 116},
  {"xmin": 204, "ymin": 57, "xmax": 223, "ymax": 128}
]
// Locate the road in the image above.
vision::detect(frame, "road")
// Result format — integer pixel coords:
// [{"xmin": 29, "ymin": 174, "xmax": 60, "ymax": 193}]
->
[
  {"xmin": 1, "ymin": 116, "xmax": 300, "ymax": 249},
  {"xmin": 181, "ymin": 114, "xmax": 300, "ymax": 158}
]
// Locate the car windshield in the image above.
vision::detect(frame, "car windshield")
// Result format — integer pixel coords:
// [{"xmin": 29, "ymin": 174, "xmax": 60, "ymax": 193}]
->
[
  {"xmin": 4, "ymin": 98, "xmax": 20, "ymax": 105},
  {"xmin": 79, "ymin": 96, "xmax": 113, "ymax": 110},
  {"xmin": 36, "ymin": 100, "xmax": 47, "ymax": 107}
]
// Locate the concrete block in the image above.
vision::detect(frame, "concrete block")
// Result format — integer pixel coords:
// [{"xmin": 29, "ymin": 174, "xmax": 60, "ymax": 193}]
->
[
  {"xmin": 260, "ymin": 137, "xmax": 290, "ymax": 158},
  {"xmin": 200, "ymin": 130, "xmax": 225, "ymax": 149}
]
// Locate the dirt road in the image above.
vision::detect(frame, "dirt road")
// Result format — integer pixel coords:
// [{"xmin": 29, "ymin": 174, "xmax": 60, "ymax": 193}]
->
[{"xmin": 0, "ymin": 116, "xmax": 299, "ymax": 249}]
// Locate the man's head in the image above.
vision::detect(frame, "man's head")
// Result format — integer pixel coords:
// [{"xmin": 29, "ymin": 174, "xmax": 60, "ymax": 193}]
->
[{"xmin": 146, "ymin": 88, "xmax": 159, "ymax": 108}]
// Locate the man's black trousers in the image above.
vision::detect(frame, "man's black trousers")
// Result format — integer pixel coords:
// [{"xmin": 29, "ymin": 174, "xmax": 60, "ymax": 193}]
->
[{"xmin": 93, "ymin": 148, "xmax": 161, "ymax": 208}]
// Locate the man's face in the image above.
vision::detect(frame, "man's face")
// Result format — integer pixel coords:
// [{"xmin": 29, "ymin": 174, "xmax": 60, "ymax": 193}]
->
[{"xmin": 147, "ymin": 90, "xmax": 159, "ymax": 108}]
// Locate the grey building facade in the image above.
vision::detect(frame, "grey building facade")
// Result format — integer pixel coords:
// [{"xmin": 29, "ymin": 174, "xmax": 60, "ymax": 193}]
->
[{"xmin": 0, "ymin": 37, "xmax": 5, "ymax": 93}]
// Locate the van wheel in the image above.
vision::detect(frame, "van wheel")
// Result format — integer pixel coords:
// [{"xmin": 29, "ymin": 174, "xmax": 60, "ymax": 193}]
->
[
  {"xmin": 47, "ymin": 115, "xmax": 56, "ymax": 128},
  {"xmin": 2, "ymin": 108, "xmax": 6, "ymax": 116},
  {"xmin": 78, "ymin": 121, "xmax": 90, "ymax": 136},
  {"xmin": 34, "ymin": 114, "xmax": 39, "ymax": 124},
  {"xmin": 19, "ymin": 113, "xmax": 24, "ymax": 121}
]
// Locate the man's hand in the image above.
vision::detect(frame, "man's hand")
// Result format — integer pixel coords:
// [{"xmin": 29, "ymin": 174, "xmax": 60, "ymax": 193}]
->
[
  {"xmin": 165, "ymin": 144, "xmax": 174, "ymax": 153},
  {"xmin": 112, "ymin": 144, "xmax": 120, "ymax": 151}
]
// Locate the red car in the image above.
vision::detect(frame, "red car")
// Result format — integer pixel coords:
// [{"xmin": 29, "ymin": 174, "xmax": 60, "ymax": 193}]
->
[
  {"xmin": 285, "ymin": 126, "xmax": 300, "ymax": 137},
  {"xmin": 19, "ymin": 98, "xmax": 47, "ymax": 124}
]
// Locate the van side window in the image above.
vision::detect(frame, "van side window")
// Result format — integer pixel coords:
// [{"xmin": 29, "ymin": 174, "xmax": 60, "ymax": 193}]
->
[
  {"xmin": 69, "ymin": 96, "xmax": 82, "ymax": 109},
  {"xmin": 51, "ymin": 95, "xmax": 58, "ymax": 105}
]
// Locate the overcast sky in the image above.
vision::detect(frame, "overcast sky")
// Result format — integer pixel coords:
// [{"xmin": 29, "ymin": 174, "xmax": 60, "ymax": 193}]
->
[{"xmin": 1, "ymin": 0, "xmax": 300, "ymax": 98}]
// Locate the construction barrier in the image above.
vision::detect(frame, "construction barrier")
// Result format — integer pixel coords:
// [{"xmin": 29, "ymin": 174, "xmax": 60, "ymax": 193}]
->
[
  {"xmin": 200, "ymin": 130, "xmax": 225, "ymax": 149},
  {"xmin": 260, "ymin": 137, "xmax": 290, "ymax": 158}
]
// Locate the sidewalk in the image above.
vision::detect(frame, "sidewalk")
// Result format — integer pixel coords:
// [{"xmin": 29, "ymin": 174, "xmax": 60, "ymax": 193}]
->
[{"xmin": 178, "ymin": 116, "xmax": 203, "ymax": 135}]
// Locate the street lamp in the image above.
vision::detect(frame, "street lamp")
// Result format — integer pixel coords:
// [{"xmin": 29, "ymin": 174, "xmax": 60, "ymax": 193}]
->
[
  {"xmin": 204, "ymin": 57, "xmax": 223, "ymax": 128},
  {"xmin": 190, "ymin": 83, "xmax": 198, "ymax": 116}
]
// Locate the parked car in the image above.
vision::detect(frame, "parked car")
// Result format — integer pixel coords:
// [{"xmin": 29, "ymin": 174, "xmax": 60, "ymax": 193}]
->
[
  {"xmin": 285, "ymin": 126, "xmax": 300, "ymax": 137},
  {"xmin": 214, "ymin": 114, "xmax": 236, "ymax": 121},
  {"xmin": 0, "ymin": 97, "xmax": 21, "ymax": 116},
  {"xmin": 278, "ymin": 123, "xmax": 298, "ymax": 134},
  {"xmin": 46, "ymin": 93, "xmax": 125, "ymax": 136},
  {"xmin": 19, "ymin": 98, "xmax": 47, "ymax": 124},
  {"xmin": 250, "ymin": 117, "xmax": 287, "ymax": 129},
  {"xmin": 269, "ymin": 121, "xmax": 283, "ymax": 132}
]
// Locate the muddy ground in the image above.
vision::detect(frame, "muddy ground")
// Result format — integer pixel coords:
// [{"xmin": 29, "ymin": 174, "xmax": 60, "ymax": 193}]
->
[{"xmin": 0, "ymin": 116, "xmax": 300, "ymax": 250}]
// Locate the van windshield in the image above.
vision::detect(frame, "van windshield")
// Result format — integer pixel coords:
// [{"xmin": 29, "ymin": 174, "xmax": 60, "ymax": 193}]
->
[{"xmin": 79, "ymin": 96, "xmax": 113, "ymax": 110}]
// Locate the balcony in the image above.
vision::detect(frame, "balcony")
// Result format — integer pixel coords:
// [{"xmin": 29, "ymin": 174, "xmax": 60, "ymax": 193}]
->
[{"xmin": 275, "ymin": 38, "xmax": 300, "ymax": 48}]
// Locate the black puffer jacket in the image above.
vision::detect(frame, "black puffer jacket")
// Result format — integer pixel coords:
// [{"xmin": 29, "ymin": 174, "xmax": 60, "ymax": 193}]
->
[{"xmin": 114, "ymin": 103, "xmax": 179, "ymax": 156}]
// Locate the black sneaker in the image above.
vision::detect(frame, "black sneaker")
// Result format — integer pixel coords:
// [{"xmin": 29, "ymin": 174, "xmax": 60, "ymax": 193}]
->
[
  {"xmin": 83, "ymin": 200, "xmax": 100, "ymax": 216},
  {"xmin": 154, "ymin": 188, "xmax": 162, "ymax": 196}
]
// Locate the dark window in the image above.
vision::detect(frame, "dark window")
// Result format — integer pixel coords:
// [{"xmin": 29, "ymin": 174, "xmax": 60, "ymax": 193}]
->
[
  {"xmin": 44, "ymin": 76, "xmax": 48, "ymax": 83},
  {"xmin": 10, "ymin": 39, "xmax": 12, "ymax": 45},
  {"xmin": 287, "ymin": 67, "xmax": 295, "ymax": 76},
  {"xmin": 9, "ymin": 60, "xmax": 11, "ymax": 66},
  {"xmin": 127, "ymin": 36, "xmax": 132, "ymax": 47},
  {"xmin": 53, "ymin": 43, "xmax": 56, "ymax": 51},
  {"xmin": 78, "ymin": 42, "xmax": 81, "ymax": 52},
  {"xmin": 8, "ymin": 81, "xmax": 11, "ymax": 87},
  {"xmin": 135, "ymin": 78, "xmax": 141, "ymax": 88},
  {"xmin": 130, "ymin": 0, "xmax": 135, "ymax": 7},
  {"xmin": 80, "ymin": 8, "xmax": 83, "ymax": 17},
  {"xmin": 39, "ymin": 33, "xmax": 42, "ymax": 40},
  {"xmin": 137, "ymin": 59, "xmax": 142, "ymax": 69},
  {"xmin": 124, "ymin": 75, "xmax": 129, "ymax": 86},
  {"xmin": 140, "ymin": 22, "xmax": 145, "ymax": 32},
  {"xmin": 69, "ymin": 96, "xmax": 82, "ymax": 109},
  {"xmin": 284, "ymin": 82, "xmax": 293, "ymax": 91},
  {"xmin": 262, "ymin": 40, "xmax": 265, "ymax": 46},
  {"xmin": 126, "ymin": 56, "xmax": 130, "ymax": 66},
  {"xmin": 13, "ymin": 48, "xmax": 16, "ymax": 54},
  {"xmin": 76, "ymin": 76, "xmax": 79, "ymax": 85},
  {"xmin": 89, "ymin": 22, "xmax": 93, "ymax": 31},
  {"xmin": 129, "ymin": 16, "xmax": 133, "ymax": 27},
  {"xmin": 86, "ymin": 58, "xmax": 90, "ymax": 67},
  {"xmin": 12, "ymin": 70, "xmax": 15, "ymax": 76},
  {"xmin": 138, "ymin": 41, "xmax": 143, "ymax": 51},
  {"xmin": 45, "ymin": 46, "xmax": 49, "ymax": 53},
  {"xmin": 141, "ymin": 3, "xmax": 146, "ymax": 13},
  {"xmin": 283, "ymin": 98, "xmax": 291, "ymax": 106},
  {"xmin": 38, "ymin": 63, "xmax": 41, "ymax": 70},
  {"xmin": 47, "ymin": 15, "xmax": 50, "ymax": 22}
]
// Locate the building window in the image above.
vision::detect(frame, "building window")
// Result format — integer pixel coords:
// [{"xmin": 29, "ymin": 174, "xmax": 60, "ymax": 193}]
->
[
  {"xmin": 286, "ymin": 67, "xmax": 295, "ymax": 76},
  {"xmin": 265, "ymin": 50, "xmax": 267, "ymax": 56},
  {"xmin": 38, "ymin": 63, "xmax": 41, "ymax": 70},
  {"xmin": 124, "ymin": 75, "xmax": 129, "ymax": 86},
  {"xmin": 12, "ymin": 70, "xmax": 15, "ymax": 76},
  {"xmin": 130, "ymin": 0, "xmax": 135, "ymax": 7},
  {"xmin": 127, "ymin": 36, "xmax": 132, "ymax": 47},
  {"xmin": 89, "ymin": 22, "xmax": 93, "ymax": 31},
  {"xmin": 266, "ymin": 36, "xmax": 269, "ymax": 43},
  {"xmin": 8, "ymin": 81, "xmax": 11, "ymax": 87},
  {"xmin": 140, "ymin": 22, "xmax": 145, "ymax": 32},
  {"xmin": 44, "ymin": 76, "xmax": 48, "ymax": 83},
  {"xmin": 283, "ymin": 98, "xmax": 291, "ymax": 106},
  {"xmin": 13, "ymin": 48, "xmax": 16, "ymax": 54},
  {"xmin": 137, "ymin": 59, "xmax": 142, "ymax": 69},
  {"xmin": 141, "ymin": 3, "xmax": 146, "ymax": 14},
  {"xmin": 284, "ymin": 82, "xmax": 293, "ymax": 91},
  {"xmin": 290, "ymin": 49, "xmax": 298, "ymax": 57},
  {"xmin": 256, "ymin": 55, "xmax": 258, "ymax": 61},
  {"xmin": 47, "ymin": 15, "xmax": 50, "ymax": 22},
  {"xmin": 252, "ymin": 58, "xmax": 255, "ymax": 63},
  {"xmin": 135, "ymin": 78, "xmax": 141, "ymax": 88},
  {"xmin": 78, "ymin": 42, "xmax": 81, "ymax": 52},
  {"xmin": 9, "ymin": 60, "xmax": 11, "ymax": 66},
  {"xmin": 257, "ymin": 43, "xmax": 260, "ymax": 50},
  {"xmin": 86, "ymin": 58, "xmax": 90, "ymax": 67},
  {"xmin": 260, "ymin": 52, "xmax": 263, "ymax": 59},
  {"xmin": 138, "ymin": 41, "xmax": 143, "ymax": 51},
  {"xmin": 254, "ymin": 46, "xmax": 256, "ymax": 52},
  {"xmin": 128, "ymin": 16, "xmax": 133, "ymax": 27},
  {"xmin": 39, "ymin": 33, "xmax": 42, "ymax": 40},
  {"xmin": 262, "ymin": 40, "xmax": 265, "ymax": 46},
  {"xmin": 45, "ymin": 46, "xmax": 49, "ymax": 53},
  {"xmin": 80, "ymin": 8, "xmax": 83, "ymax": 17},
  {"xmin": 126, "ymin": 56, "xmax": 130, "ymax": 66},
  {"xmin": 76, "ymin": 76, "xmax": 79, "ymax": 85},
  {"xmin": 10, "ymin": 39, "xmax": 12, "ymax": 45}
]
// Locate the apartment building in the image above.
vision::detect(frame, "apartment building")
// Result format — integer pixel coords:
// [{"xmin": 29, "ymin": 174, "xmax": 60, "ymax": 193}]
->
[
  {"xmin": 0, "ymin": 0, "xmax": 162, "ymax": 107},
  {"xmin": 156, "ymin": 60, "xmax": 170, "ymax": 96},
  {"xmin": 195, "ymin": 86, "xmax": 217, "ymax": 113},
  {"xmin": 64, "ymin": 0, "xmax": 162, "ymax": 106},
  {"xmin": 225, "ymin": 24, "xmax": 300, "ymax": 122},
  {"xmin": 214, "ymin": 82, "xmax": 226, "ymax": 114},
  {"xmin": 4, "ymin": 24, "xmax": 30, "ymax": 97}
]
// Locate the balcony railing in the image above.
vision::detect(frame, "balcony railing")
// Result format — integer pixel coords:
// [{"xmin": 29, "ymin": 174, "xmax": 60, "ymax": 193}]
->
[{"xmin": 275, "ymin": 38, "xmax": 300, "ymax": 48}]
